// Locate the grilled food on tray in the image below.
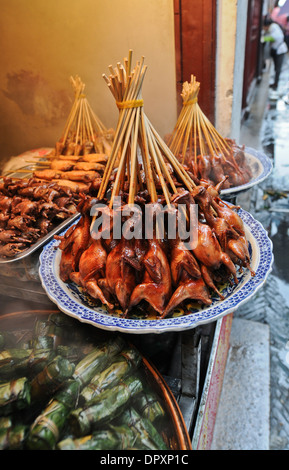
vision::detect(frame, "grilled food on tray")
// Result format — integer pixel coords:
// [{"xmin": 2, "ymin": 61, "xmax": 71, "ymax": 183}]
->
[
  {"xmin": 167, "ymin": 75, "xmax": 252, "ymax": 189},
  {"xmin": 0, "ymin": 178, "xmax": 80, "ymax": 258}
]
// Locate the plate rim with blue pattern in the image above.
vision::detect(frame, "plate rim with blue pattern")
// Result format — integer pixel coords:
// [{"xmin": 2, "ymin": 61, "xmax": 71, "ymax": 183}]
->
[{"xmin": 39, "ymin": 208, "xmax": 273, "ymax": 334}]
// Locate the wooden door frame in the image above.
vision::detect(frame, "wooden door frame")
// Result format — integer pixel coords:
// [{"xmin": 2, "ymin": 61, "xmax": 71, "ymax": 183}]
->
[{"xmin": 173, "ymin": 0, "xmax": 217, "ymax": 123}]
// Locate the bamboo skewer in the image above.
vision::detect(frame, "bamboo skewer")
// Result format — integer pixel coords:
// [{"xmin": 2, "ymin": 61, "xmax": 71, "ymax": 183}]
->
[
  {"xmin": 168, "ymin": 75, "xmax": 232, "ymax": 165},
  {"xmin": 54, "ymin": 75, "xmax": 113, "ymax": 158},
  {"xmin": 96, "ymin": 52, "xmax": 199, "ymax": 221}
]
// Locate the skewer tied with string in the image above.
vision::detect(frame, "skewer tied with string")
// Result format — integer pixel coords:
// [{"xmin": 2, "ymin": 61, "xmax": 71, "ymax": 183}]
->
[
  {"xmin": 30, "ymin": 76, "xmax": 115, "ymax": 192},
  {"xmin": 167, "ymin": 75, "xmax": 252, "ymax": 189}
]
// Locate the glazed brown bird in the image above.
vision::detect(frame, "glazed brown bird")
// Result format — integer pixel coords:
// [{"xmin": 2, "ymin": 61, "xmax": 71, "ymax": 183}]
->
[
  {"xmin": 0, "ymin": 243, "xmax": 27, "ymax": 257},
  {"xmin": 98, "ymin": 237, "xmax": 137, "ymax": 311},
  {"xmin": 12, "ymin": 199, "xmax": 38, "ymax": 216},
  {"xmin": 197, "ymin": 154, "xmax": 213, "ymax": 183},
  {"xmin": 192, "ymin": 221, "xmax": 238, "ymax": 284},
  {"xmin": 0, "ymin": 196, "xmax": 12, "ymax": 213},
  {"xmin": 191, "ymin": 184, "xmax": 215, "ymax": 221},
  {"xmin": 207, "ymin": 216, "xmax": 240, "ymax": 252},
  {"xmin": 169, "ymin": 237, "xmax": 201, "ymax": 285},
  {"xmin": 227, "ymin": 236, "xmax": 255, "ymax": 276},
  {"xmin": 70, "ymin": 238, "xmax": 114, "ymax": 309},
  {"xmin": 212, "ymin": 199, "xmax": 245, "ymax": 236},
  {"xmin": 209, "ymin": 155, "xmax": 228, "ymax": 186},
  {"xmin": 55, "ymin": 198, "xmax": 92, "ymax": 282},
  {"xmin": 0, "ymin": 229, "xmax": 32, "ymax": 244},
  {"xmin": 161, "ymin": 272, "xmax": 212, "ymax": 318},
  {"xmin": 128, "ymin": 238, "xmax": 172, "ymax": 315}
]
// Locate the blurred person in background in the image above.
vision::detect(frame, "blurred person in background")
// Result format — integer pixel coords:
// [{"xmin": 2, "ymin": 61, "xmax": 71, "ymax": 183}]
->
[
  {"xmin": 263, "ymin": 16, "xmax": 288, "ymax": 99},
  {"xmin": 271, "ymin": 0, "xmax": 289, "ymax": 48}
]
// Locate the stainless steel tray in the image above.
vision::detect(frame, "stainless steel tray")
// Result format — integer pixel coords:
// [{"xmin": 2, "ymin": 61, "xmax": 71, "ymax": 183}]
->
[
  {"xmin": 0, "ymin": 212, "xmax": 80, "ymax": 264},
  {"xmin": 0, "ymin": 154, "xmax": 80, "ymax": 264}
]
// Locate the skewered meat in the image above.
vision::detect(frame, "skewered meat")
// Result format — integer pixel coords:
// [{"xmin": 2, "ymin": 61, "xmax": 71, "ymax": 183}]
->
[
  {"xmin": 169, "ymin": 237, "xmax": 201, "ymax": 285},
  {"xmin": 17, "ymin": 184, "xmax": 60, "ymax": 201},
  {"xmin": 192, "ymin": 221, "xmax": 238, "ymax": 284},
  {"xmin": 63, "ymin": 141, "xmax": 82, "ymax": 156},
  {"xmin": 0, "ymin": 243, "xmax": 27, "ymax": 257},
  {"xmin": 212, "ymin": 199, "xmax": 245, "ymax": 236},
  {"xmin": 227, "ymin": 236, "xmax": 255, "ymax": 275},
  {"xmin": 128, "ymin": 238, "xmax": 172, "ymax": 315},
  {"xmin": 73, "ymin": 162, "xmax": 105, "ymax": 172},
  {"xmin": 197, "ymin": 154, "xmax": 213, "ymax": 184},
  {"xmin": 37, "ymin": 201, "xmax": 69, "ymax": 219},
  {"xmin": 183, "ymin": 142, "xmax": 252, "ymax": 189},
  {"xmin": 225, "ymin": 140, "xmax": 252, "ymax": 181},
  {"xmin": 0, "ymin": 229, "xmax": 30, "ymax": 243},
  {"xmin": 59, "ymin": 170, "xmax": 100, "ymax": 182},
  {"xmin": 159, "ymin": 236, "xmax": 207, "ymax": 317},
  {"xmin": 82, "ymin": 153, "xmax": 108, "ymax": 163},
  {"xmin": 200, "ymin": 264, "xmax": 225, "ymax": 299},
  {"xmin": 33, "ymin": 170, "xmax": 59, "ymax": 181},
  {"xmin": 210, "ymin": 155, "xmax": 227, "ymax": 184},
  {"xmin": 37, "ymin": 217, "xmax": 54, "ymax": 235},
  {"xmin": 7, "ymin": 215, "xmax": 38, "ymax": 233},
  {"xmin": 50, "ymin": 160, "xmax": 76, "ymax": 171},
  {"xmin": 33, "ymin": 169, "xmax": 99, "ymax": 182},
  {"xmin": 199, "ymin": 176, "xmax": 229, "ymax": 198},
  {"xmin": 0, "ymin": 177, "xmax": 80, "ymax": 258},
  {"xmin": 222, "ymin": 159, "xmax": 246, "ymax": 187},
  {"xmin": 207, "ymin": 216, "xmax": 239, "ymax": 252},
  {"xmin": 55, "ymin": 199, "xmax": 92, "ymax": 282},
  {"xmin": 55, "ymin": 141, "xmax": 65, "ymax": 156},
  {"xmin": 171, "ymin": 188, "xmax": 195, "ymax": 211},
  {"xmin": 89, "ymin": 178, "xmax": 103, "ymax": 195},
  {"xmin": 57, "ymin": 154, "xmax": 80, "ymax": 161},
  {"xmin": 0, "ymin": 195, "xmax": 12, "ymax": 212},
  {"xmin": 97, "ymin": 238, "xmax": 136, "ymax": 311},
  {"xmin": 191, "ymin": 184, "xmax": 215, "ymax": 221},
  {"xmin": 50, "ymin": 179, "xmax": 90, "ymax": 193},
  {"xmin": 12, "ymin": 199, "xmax": 38, "ymax": 216},
  {"xmin": 53, "ymin": 60, "xmax": 255, "ymax": 318},
  {"xmin": 161, "ymin": 274, "xmax": 212, "ymax": 318},
  {"xmin": 54, "ymin": 196, "xmax": 74, "ymax": 209},
  {"xmin": 82, "ymin": 140, "xmax": 94, "ymax": 155},
  {"xmin": 56, "ymin": 180, "xmax": 255, "ymax": 318},
  {"xmin": 70, "ymin": 238, "xmax": 114, "ymax": 309}
]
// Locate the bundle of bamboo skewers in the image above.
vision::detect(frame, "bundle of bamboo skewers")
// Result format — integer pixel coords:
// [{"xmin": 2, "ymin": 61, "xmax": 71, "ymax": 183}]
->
[
  {"xmin": 97, "ymin": 51, "xmax": 197, "ymax": 209},
  {"xmin": 167, "ymin": 75, "xmax": 252, "ymax": 188},
  {"xmin": 52, "ymin": 74, "xmax": 114, "ymax": 158},
  {"xmin": 29, "ymin": 76, "xmax": 115, "ymax": 192}
]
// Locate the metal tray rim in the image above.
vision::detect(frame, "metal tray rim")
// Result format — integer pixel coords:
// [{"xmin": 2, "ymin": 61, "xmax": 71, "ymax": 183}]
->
[{"xmin": 0, "ymin": 212, "xmax": 80, "ymax": 264}]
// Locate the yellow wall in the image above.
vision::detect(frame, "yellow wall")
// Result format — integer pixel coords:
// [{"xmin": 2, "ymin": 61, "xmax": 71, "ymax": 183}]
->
[{"xmin": 0, "ymin": 0, "xmax": 177, "ymax": 164}]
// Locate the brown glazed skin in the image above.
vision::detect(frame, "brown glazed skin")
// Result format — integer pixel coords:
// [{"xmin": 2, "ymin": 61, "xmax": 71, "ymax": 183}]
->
[{"xmin": 129, "ymin": 238, "xmax": 172, "ymax": 316}]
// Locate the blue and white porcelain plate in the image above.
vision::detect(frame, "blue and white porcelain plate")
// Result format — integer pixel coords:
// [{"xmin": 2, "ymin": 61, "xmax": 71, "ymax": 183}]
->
[
  {"xmin": 39, "ymin": 209, "xmax": 273, "ymax": 334},
  {"xmin": 221, "ymin": 147, "xmax": 273, "ymax": 196}
]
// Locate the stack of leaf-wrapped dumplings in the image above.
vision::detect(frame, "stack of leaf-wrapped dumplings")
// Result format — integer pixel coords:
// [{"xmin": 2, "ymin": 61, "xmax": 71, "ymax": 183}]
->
[{"xmin": 0, "ymin": 312, "xmax": 171, "ymax": 450}]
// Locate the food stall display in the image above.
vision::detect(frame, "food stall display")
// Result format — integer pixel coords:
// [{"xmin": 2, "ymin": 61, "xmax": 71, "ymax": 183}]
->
[
  {"xmin": 52, "ymin": 52, "xmax": 256, "ymax": 321},
  {"xmin": 0, "ymin": 50, "xmax": 274, "ymax": 451}
]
